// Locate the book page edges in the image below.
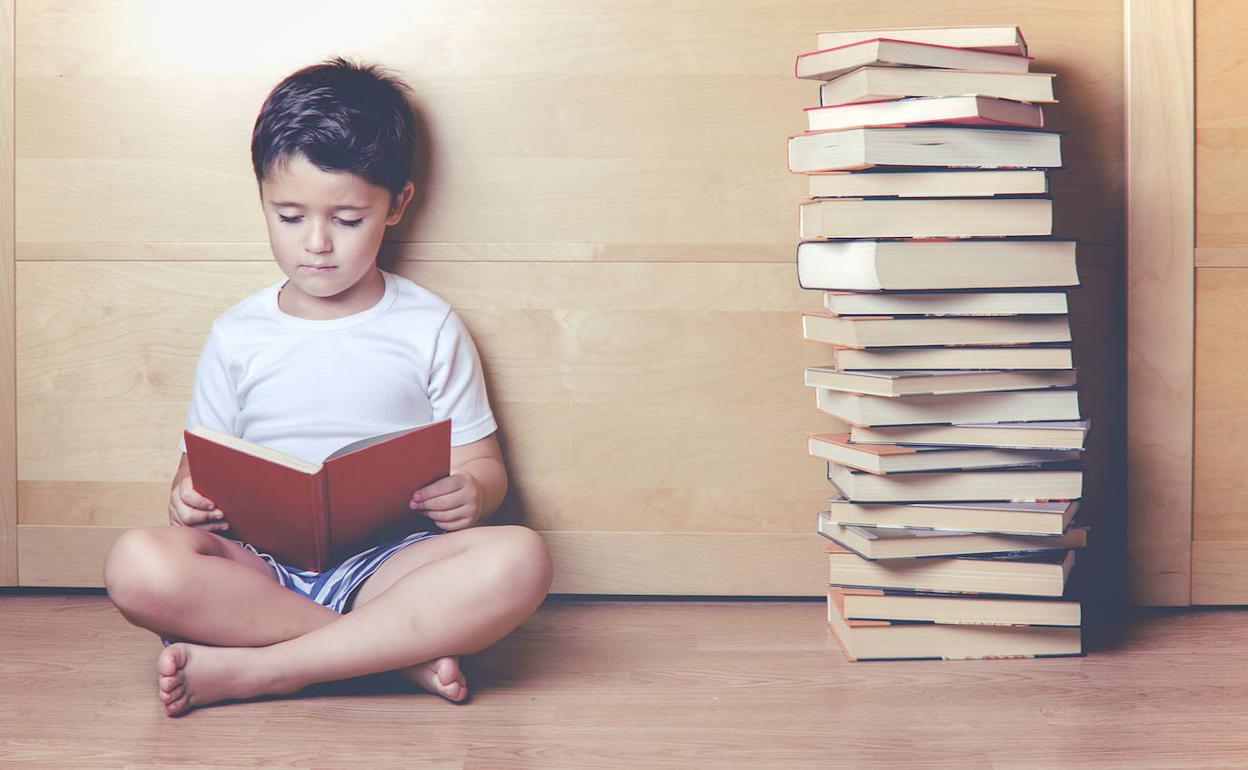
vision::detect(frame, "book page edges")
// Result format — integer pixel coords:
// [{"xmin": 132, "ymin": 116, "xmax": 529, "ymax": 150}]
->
[{"xmin": 187, "ymin": 426, "xmax": 320, "ymax": 474}]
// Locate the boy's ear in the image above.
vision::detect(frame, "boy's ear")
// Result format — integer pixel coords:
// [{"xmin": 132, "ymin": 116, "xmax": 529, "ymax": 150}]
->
[{"xmin": 386, "ymin": 181, "xmax": 416, "ymax": 226}]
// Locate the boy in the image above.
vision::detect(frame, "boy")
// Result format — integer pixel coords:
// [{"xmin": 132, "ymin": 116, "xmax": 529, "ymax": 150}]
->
[{"xmin": 101, "ymin": 57, "xmax": 553, "ymax": 717}]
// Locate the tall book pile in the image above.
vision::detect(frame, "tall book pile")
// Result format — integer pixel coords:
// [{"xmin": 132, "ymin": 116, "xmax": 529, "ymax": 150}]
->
[{"xmin": 788, "ymin": 25, "xmax": 1089, "ymax": 661}]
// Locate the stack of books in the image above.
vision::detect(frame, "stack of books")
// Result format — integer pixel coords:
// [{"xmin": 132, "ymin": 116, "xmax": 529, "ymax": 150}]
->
[{"xmin": 789, "ymin": 25, "xmax": 1089, "ymax": 661}]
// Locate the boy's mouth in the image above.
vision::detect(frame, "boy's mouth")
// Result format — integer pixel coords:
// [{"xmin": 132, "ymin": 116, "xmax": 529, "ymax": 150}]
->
[{"xmin": 300, "ymin": 264, "xmax": 337, "ymax": 271}]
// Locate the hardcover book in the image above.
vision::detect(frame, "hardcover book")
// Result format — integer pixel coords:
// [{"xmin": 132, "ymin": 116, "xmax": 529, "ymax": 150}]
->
[
  {"xmin": 788, "ymin": 125, "xmax": 1061, "ymax": 173},
  {"xmin": 795, "ymin": 238, "xmax": 1078, "ymax": 292},
  {"xmin": 849, "ymin": 420, "xmax": 1090, "ymax": 450},
  {"xmin": 826, "ymin": 459, "xmax": 1084, "ymax": 503},
  {"xmin": 821, "ymin": 290, "xmax": 1068, "ymax": 316},
  {"xmin": 815, "ymin": 385, "xmax": 1082, "ymax": 427},
  {"xmin": 826, "ymin": 588, "xmax": 1082, "ymax": 661},
  {"xmin": 803, "ymin": 367, "xmax": 1076, "ymax": 397},
  {"xmin": 809, "ymin": 432, "xmax": 1080, "ymax": 474},
  {"xmin": 819, "ymin": 66, "xmax": 1056, "ymax": 107},
  {"xmin": 816, "ymin": 511, "xmax": 1087, "ymax": 559},
  {"xmin": 799, "ymin": 197, "xmax": 1052, "ymax": 239},
  {"xmin": 814, "ymin": 26, "xmax": 1029, "ymax": 57},
  {"xmin": 819, "ymin": 344, "xmax": 1074, "ymax": 371},
  {"xmin": 808, "ymin": 168, "xmax": 1049, "ymax": 200},
  {"xmin": 827, "ymin": 542, "xmax": 1078, "ymax": 597},
  {"xmin": 184, "ymin": 419, "xmax": 452, "ymax": 572},
  {"xmin": 795, "ymin": 38, "xmax": 1030, "ymax": 81},
  {"xmin": 802, "ymin": 313, "xmax": 1071, "ymax": 348},
  {"xmin": 805, "ymin": 95, "xmax": 1044, "ymax": 133},
  {"xmin": 826, "ymin": 496, "xmax": 1081, "ymax": 536},
  {"xmin": 833, "ymin": 585, "xmax": 1082, "ymax": 626}
]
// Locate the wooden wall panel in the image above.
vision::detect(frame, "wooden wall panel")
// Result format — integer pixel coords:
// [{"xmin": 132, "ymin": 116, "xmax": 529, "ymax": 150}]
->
[
  {"xmin": 1197, "ymin": 0, "xmax": 1248, "ymax": 254},
  {"xmin": 1192, "ymin": 542, "xmax": 1248, "ymax": 604},
  {"xmin": 14, "ymin": 0, "xmax": 1125, "ymax": 594},
  {"xmin": 0, "ymin": 0, "xmax": 14, "ymax": 586},
  {"xmin": 1193, "ymin": 269, "xmax": 1248, "ymax": 543},
  {"xmin": 1125, "ymin": 0, "xmax": 1194, "ymax": 606},
  {"xmin": 1192, "ymin": 0, "xmax": 1248, "ymax": 604}
]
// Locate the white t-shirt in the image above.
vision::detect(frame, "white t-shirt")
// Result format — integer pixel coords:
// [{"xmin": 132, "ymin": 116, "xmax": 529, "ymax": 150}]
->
[{"xmin": 178, "ymin": 269, "xmax": 497, "ymax": 464}]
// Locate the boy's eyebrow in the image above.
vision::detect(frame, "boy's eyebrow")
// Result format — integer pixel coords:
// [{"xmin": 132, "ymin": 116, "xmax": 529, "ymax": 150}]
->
[{"xmin": 268, "ymin": 200, "xmax": 372, "ymax": 210}]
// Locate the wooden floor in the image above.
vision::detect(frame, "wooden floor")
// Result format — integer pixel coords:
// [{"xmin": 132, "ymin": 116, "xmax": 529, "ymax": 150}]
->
[{"xmin": 2, "ymin": 591, "xmax": 1247, "ymax": 769}]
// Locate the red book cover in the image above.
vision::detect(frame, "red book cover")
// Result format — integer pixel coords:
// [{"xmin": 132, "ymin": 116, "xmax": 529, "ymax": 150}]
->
[{"xmin": 184, "ymin": 418, "xmax": 452, "ymax": 571}]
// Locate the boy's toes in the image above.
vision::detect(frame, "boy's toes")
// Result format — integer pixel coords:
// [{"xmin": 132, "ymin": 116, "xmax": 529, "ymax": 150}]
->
[{"xmin": 157, "ymin": 644, "xmax": 187, "ymax": 678}]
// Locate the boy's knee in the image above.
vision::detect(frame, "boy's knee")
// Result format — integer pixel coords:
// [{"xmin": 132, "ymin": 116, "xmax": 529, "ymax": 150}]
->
[
  {"xmin": 102, "ymin": 527, "xmax": 185, "ymax": 615},
  {"xmin": 486, "ymin": 525, "xmax": 553, "ymax": 599}
]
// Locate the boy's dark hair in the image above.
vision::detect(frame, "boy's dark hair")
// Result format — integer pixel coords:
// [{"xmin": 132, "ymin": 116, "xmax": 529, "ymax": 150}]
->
[{"xmin": 251, "ymin": 56, "xmax": 419, "ymax": 211}]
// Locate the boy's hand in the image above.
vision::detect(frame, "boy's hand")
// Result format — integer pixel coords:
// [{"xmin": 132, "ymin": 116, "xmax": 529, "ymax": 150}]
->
[
  {"xmin": 409, "ymin": 472, "xmax": 482, "ymax": 531},
  {"xmin": 169, "ymin": 474, "xmax": 230, "ymax": 533}
]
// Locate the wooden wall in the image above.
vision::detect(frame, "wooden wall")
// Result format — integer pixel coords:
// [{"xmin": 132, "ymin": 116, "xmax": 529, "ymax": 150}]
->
[
  {"xmin": 1193, "ymin": 0, "xmax": 1248, "ymax": 603},
  {"xmin": 1125, "ymin": 0, "xmax": 1194, "ymax": 606},
  {"xmin": 6, "ymin": 0, "xmax": 1125, "ymax": 597},
  {"xmin": 1, "ymin": 0, "xmax": 15, "ymax": 587}
]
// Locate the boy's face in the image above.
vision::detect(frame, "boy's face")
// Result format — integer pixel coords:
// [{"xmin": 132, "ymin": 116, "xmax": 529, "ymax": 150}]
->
[{"xmin": 259, "ymin": 152, "xmax": 413, "ymax": 306}]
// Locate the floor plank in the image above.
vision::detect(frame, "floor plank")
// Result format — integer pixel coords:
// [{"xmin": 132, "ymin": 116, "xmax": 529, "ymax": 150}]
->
[{"xmin": 1, "ymin": 591, "xmax": 1246, "ymax": 769}]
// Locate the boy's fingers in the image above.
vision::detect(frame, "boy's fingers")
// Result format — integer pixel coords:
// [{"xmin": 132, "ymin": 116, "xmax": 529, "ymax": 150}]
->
[
  {"xmin": 412, "ymin": 489, "xmax": 464, "ymax": 512},
  {"xmin": 411, "ymin": 475, "xmax": 462, "ymax": 503},
  {"xmin": 181, "ymin": 490, "xmax": 215, "ymax": 510},
  {"xmin": 426, "ymin": 513, "xmax": 466, "ymax": 531},
  {"xmin": 177, "ymin": 503, "xmax": 225, "ymax": 526}
]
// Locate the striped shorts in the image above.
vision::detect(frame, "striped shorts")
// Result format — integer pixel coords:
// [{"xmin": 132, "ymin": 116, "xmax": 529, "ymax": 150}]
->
[{"xmin": 159, "ymin": 528, "xmax": 442, "ymax": 647}]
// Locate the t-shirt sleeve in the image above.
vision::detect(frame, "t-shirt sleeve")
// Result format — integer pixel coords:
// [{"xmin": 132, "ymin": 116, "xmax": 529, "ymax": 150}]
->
[
  {"xmin": 177, "ymin": 324, "xmax": 242, "ymax": 453},
  {"xmin": 429, "ymin": 309, "xmax": 498, "ymax": 446}
]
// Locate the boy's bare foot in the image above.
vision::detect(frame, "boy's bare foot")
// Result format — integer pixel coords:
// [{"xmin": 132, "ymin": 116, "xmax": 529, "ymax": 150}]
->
[
  {"xmin": 156, "ymin": 643, "xmax": 468, "ymax": 716},
  {"xmin": 156, "ymin": 642, "xmax": 299, "ymax": 718},
  {"xmin": 396, "ymin": 656, "xmax": 469, "ymax": 703}
]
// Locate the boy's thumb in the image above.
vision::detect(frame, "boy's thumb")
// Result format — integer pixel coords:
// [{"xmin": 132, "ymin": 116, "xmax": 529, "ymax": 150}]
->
[{"xmin": 183, "ymin": 488, "xmax": 215, "ymax": 510}]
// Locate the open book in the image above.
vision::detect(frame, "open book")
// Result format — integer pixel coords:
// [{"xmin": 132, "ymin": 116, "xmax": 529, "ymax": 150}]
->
[{"xmin": 183, "ymin": 419, "xmax": 451, "ymax": 572}]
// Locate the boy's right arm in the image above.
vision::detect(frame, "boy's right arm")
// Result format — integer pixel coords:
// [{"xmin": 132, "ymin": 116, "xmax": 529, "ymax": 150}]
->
[{"xmin": 169, "ymin": 453, "xmax": 229, "ymax": 532}]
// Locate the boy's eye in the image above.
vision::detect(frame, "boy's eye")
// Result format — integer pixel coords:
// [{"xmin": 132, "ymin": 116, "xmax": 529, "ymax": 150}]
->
[{"xmin": 278, "ymin": 215, "xmax": 363, "ymax": 227}]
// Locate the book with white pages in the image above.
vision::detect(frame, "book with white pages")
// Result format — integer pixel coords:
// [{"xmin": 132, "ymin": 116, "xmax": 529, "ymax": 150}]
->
[
  {"xmin": 815, "ymin": 385, "xmax": 1081, "ymax": 427},
  {"xmin": 849, "ymin": 420, "xmax": 1090, "ymax": 450},
  {"xmin": 787, "ymin": 125, "xmax": 1061, "ymax": 173},
  {"xmin": 817, "ymin": 512, "xmax": 1087, "ymax": 560},
  {"xmin": 824, "ymin": 344, "xmax": 1074, "ymax": 371},
  {"xmin": 819, "ymin": 67, "xmax": 1057, "ymax": 108},
  {"xmin": 822, "ymin": 291, "xmax": 1068, "ymax": 316},
  {"xmin": 826, "ymin": 460, "xmax": 1083, "ymax": 503},
  {"xmin": 815, "ymin": 26, "xmax": 1029, "ymax": 57},
  {"xmin": 809, "ymin": 168, "xmax": 1049, "ymax": 199},
  {"xmin": 826, "ymin": 588, "xmax": 1083, "ymax": 661},
  {"xmin": 805, "ymin": 94, "xmax": 1043, "ymax": 132},
  {"xmin": 827, "ymin": 542, "xmax": 1077, "ymax": 597},
  {"xmin": 799, "ymin": 197, "xmax": 1052, "ymax": 239},
  {"xmin": 827, "ymin": 497, "xmax": 1081, "ymax": 536},
  {"xmin": 804, "ymin": 367, "xmax": 1076, "ymax": 397},
  {"xmin": 809, "ymin": 432, "xmax": 1080, "ymax": 474},
  {"xmin": 832, "ymin": 586, "xmax": 1081, "ymax": 628},
  {"xmin": 795, "ymin": 39, "xmax": 1030, "ymax": 82},
  {"xmin": 802, "ymin": 313, "xmax": 1071, "ymax": 348},
  {"xmin": 796, "ymin": 239, "xmax": 1078, "ymax": 292}
]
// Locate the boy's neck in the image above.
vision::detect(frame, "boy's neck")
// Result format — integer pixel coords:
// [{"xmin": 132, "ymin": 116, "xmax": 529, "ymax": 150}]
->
[{"xmin": 278, "ymin": 267, "xmax": 386, "ymax": 321}]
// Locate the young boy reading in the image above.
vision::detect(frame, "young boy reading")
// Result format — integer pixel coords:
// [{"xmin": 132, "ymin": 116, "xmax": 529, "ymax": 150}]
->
[{"xmin": 101, "ymin": 57, "xmax": 554, "ymax": 717}]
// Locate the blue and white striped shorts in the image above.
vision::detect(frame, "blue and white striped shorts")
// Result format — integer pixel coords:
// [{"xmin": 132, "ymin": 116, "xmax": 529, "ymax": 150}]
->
[{"xmin": 160, "ymin": 528, "xmax": 442, "ymax": 647}]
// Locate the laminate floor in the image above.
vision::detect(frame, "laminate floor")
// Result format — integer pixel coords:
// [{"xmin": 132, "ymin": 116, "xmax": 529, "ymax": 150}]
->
[{"xmin": 1, "ymin": 591, "xmax": 1244, "ymax": 769}]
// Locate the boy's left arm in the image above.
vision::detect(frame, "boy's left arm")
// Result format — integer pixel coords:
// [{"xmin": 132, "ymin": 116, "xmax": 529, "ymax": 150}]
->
[{"xmin": 408, "ymin": 433, "xmax": 508, "ymax": 531}]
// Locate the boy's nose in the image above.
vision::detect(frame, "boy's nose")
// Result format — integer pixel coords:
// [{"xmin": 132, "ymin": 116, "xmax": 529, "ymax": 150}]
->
[{"xmin": 303, "ymin": 223, "xmax": 332, "ymax": 253}]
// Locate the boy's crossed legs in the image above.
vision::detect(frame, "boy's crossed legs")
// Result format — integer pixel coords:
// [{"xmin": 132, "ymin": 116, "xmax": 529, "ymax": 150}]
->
[{"xmin": 102, "ymin": 524, "xmax": 553, "ymax": 717}]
